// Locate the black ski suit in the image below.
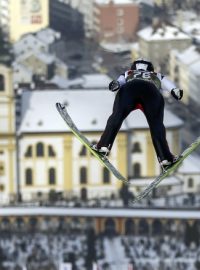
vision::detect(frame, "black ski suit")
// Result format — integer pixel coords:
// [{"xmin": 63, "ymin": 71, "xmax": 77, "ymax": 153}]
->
[{"xmin": 97, "ymin": 70, "xmax": 178, "ymax": 162}]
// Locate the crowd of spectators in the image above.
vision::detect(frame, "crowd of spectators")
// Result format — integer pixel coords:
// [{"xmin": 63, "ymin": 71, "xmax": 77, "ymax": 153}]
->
[
  {"xmin": 96, "ymin": 235, "xmax": 200, "ymax": 270},
  {"xmin": 0, "ymin": 232, "xmax": 86, "ymax": 270},
  {"xmin": 0, "ymin": 192, "xmax": 200, "ymax": 270},
  {"xmin": 1, "ymin": 232, "xmax": 200, "ymax": 270}
]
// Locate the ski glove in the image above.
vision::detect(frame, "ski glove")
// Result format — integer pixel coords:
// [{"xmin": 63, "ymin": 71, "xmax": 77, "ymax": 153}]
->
[
  {"xmin": 171, "ymin": 88, "xmax": 183, "ymax": 100},
  {"xmin": 109, "ymin": 80, "xmax": 120, "ymax": 92}
]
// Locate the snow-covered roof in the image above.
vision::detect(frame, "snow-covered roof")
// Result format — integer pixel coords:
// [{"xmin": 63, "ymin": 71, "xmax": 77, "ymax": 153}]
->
[
  {"xmin": 19, "ymin": 90, "xmax": 183, "ymax": 134},
  {"xmin": 50, "ymin": 74, "xmax": 112, "ymax": 89},
  {"xmin": 82, "ymin": 74, "xmax": 111, "ymax": 88},
  {"xmin": 16, "ymin": 50, "xmax": 55, "ymax": 65},
  {"xmin": 13, "ymin": 28, "xmax": 60, "ymax": 57},
  {"xmin": 173, "ymin": 11, "xmax": 200, "ymax": 42},
  {"xmin": 177, "ymin": 10, "xmax": 197, "ymax": 21},
  {"xmin": 13, "ymin": 34, "xmax": 46, "ymax": 55},
  {"xmin": 138, "ymin": 25, "xmax": 191, "ymax": 41},
  {"xmin": 36, "ymin": 52, "xmax": 55, "ymax": 64},
  {"xmin": 95, "ymin": 0, "xmax": 135, "ymax": 5},
  {"xmin": 130, "ymin": 176, "xmax": 182, "ymax": 187},
  {"xmin": 182, "ymin": 21, "xmax": 200, "ymax": 36},
  {"xmin": 100, "ymin": 42, "xmax": 133, "ymax": 53},
  {"xmin": 50, "ymin": 76, "xmax": 70, "ymax": 88},
  {"xmin": 135, "ymin": 0, "xmax": 154, "ymax": 6},
  {"xmin": 178, "ymin": 154, "xmax": 200, "ymax": 174},
  {"xmin": 0, "ymin": 207, "xmax": 200, "ymax": 219},
  {"xmin": 36, "ymin": 28, "xmax": 61, "ymax": 45},
  {"xmin": 176, "ymin": 46, "xmax": 200, "ymax": 65}
]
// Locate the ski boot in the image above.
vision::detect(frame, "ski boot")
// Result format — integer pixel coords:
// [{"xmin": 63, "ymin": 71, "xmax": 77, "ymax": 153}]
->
[
  {"xmin": 160, "ymin": 155, "xmax": 181, "ymax": 172},
  {"xmin": 91, "ymin": 144, "xmax": 110, "ymax": 159}
]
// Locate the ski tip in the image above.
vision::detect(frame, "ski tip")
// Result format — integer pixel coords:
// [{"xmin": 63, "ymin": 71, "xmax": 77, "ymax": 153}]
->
[
  {"xmin": 56, "ymin": 102, "xmax": 65, "ymax": 110},
  {"xmin": 131, "ymin": 195, "xmax": 144, "ymax": 204}
]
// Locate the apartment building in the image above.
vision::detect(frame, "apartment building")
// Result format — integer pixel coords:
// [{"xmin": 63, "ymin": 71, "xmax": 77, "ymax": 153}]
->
[
  {"xmin": 67, "ymin": 0, "xmax": 96, "ymax": 38},
  {"xmin": 169, "ymin": 46, "xmax": 200, "ymax": 104},
  {"xmin": 0, "ymin": 0, "xmax": 49, "ymax": 43},
  {"xmin": 94, "ymin": 0, "xmax": 139, "ymax": 43},
  {"xmin": 137, "ymin": 24, "xmax": 192, "ymax": 70},
  {"xmin": 49, "ymin": 0, "xmax": 84, "ymax": 39}
]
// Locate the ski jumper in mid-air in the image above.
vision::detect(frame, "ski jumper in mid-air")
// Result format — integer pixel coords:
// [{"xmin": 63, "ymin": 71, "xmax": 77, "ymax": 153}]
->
[{"xmin": 92, "ymin": 58, "xmax": 183, "ymax": 170}]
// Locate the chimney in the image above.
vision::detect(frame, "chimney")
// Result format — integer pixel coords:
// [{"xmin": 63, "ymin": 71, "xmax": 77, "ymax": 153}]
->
[{"xmin": 152, "ymin": 17, "xmax": 160, "ymax": 34}]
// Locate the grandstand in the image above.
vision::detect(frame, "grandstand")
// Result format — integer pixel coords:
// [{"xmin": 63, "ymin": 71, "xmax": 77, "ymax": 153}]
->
[{"xmin": 0, "ymin": 202, "xmax": 200, "ymax": 270}]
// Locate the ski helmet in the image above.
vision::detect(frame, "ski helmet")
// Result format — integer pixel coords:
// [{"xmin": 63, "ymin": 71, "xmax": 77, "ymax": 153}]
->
[{"xmin": 131, "ymin": 58, "xmax": 154, "ymax": 72}]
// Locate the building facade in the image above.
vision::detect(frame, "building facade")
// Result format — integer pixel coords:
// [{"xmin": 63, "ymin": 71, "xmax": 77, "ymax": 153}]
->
[
  {"xmin": 1, "ymin": 71, "xmax": 199, "ymax": 203},
  {"xmin": 17, "ymin": 89, "xmax": 183, "ymax": 201},
  {"xmin": 67, "ymin": 0, "xmax": 96, "ymax": 38},
  {"xmin": 12, "ymin": 30, "xmax": 68, "ymax": 85},
  {"xmin": 169, "ymin": 46, "xmax": 200, "ymax": 104},
  {"xmin": 49, "ymin": 0, "xmax": 84, "ymax": 40},
  {"xmin": 0, "ymin": 64, "xmax": 16, "ymax": 202},
  {"xmin": 0, "ymin": 0, "xmax": 49, "ymax": 43},
  {"xmin": 137, "ymin": 24, "xmax": 192, "ymax": 70},
  {"xmin": 94, "ymin": 0, "xmax": 139, "ymax": 43}
]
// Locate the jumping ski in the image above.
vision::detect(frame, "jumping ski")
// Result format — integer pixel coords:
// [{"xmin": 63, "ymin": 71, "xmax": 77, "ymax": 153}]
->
[
  {"xmin": 132, "ymin": 136, "xmax": 200, "ymax": 203},
  {"xmin": 56, "ymin": 102, "xmax": 129, "ymax": 185}
]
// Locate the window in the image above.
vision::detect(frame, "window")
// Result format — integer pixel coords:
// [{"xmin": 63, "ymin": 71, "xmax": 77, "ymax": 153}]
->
[
  {"xmin": 29, "ymin": 217, "xmax": 38, "ymax": 229},
  {"xmin": 16, "ymin": 217, "xmax": 24, "ymax": 229},
  {"xmin": 104, "ymin": 218, "xmax": 116, "ymax": 235},
  {"xmin": 103, "ymin": 168, "xmax": 110, "ymax": 184},
  {"xmin": 117, "ymin": 9, "xmax": 124, "ymax": 16},
  {"xmin": 133, "ymin": 163, "xmax": 141, "ymax": 178},
  {"xmin": 25, "ymin": 145, "xmax": 32, "ymax": 157},
  {"xmin": 49, "ymin": 168, "xmax": 56, "ymax": 185},
  {"xmin": 0, "ymin": 162, "xmax": 5, "ymax": 176},
  {"xmin": 117, "ymin": 18, "xmax": 124, "ymax": 26},
  {"xmin": 48, "ymin": 145, "xmax": 55, "ymax": 157},
  {"xmin": 138, "ymin": 219, "xmax": 149, "ymax": 235},
  {"xmin": 125, "ymin": 219, "xmax": 135, "ymax": 235},
  {"xmin": 0, "ymin": 184, "xmax": 4, "ymax": 191},
  {"xmin": 2, "ymin": 218, "xmax": 10, "ymax": 227},
  {"xmin": 117, "ymin": 25, "xmax": 124, "ymax": 34},
  {"xmin": 188, "ymin": 178, "xmax": 194, "ymax": 188},
  {"xmin": 80, "ymin": 167, "xmax": 87, "ymax": 184},
  {"xmin": 152, "ymin": 219, "xmax": 163, "ymax": 235},
  {"xmin": 81, "ymin": 187, "xmax": 87, "ymax": 201},
  {"xmin": 132, "ymin": 142, "xmax": 141, "ymax": 153},
  {"xmin": 36, "ymin": 142, "xmax": 44, "ymax": 157},
  {"xmin": 0, "ymin": 74, "xmax": 5, "ymax": 91},
  {"xmin": 25, "ymin": 168, "xmax": 33, "ymax": 185},
  {"xmin": 79, "ymin": 145, "xmax": 87, "ymax": 156}
]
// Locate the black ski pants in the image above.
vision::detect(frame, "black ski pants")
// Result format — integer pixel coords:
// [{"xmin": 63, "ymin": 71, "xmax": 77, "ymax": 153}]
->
[{"xmin": 97, "ymin": 79, "xmax": 174, "ymax": 162}]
